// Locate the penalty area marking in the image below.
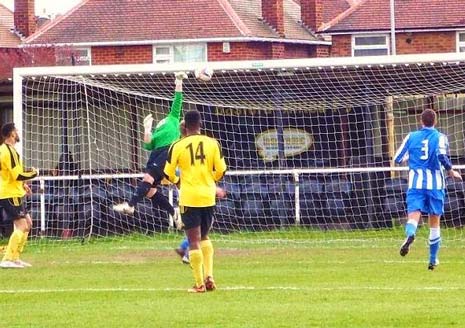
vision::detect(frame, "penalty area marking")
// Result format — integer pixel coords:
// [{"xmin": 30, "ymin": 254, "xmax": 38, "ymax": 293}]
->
[{"xmin": 1, "ymin": 286, "xmax": 465, "ymax": 294}]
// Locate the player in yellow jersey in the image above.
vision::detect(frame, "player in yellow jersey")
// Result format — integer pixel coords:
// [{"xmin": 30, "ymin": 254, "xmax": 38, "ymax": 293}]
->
[
  {"xmin": 0, "ymin": 123, "xmax": 38, "ymax": 268},
  {"xmin": 164, "ymin": 110, "xmax": 227, "ymax": 293}
]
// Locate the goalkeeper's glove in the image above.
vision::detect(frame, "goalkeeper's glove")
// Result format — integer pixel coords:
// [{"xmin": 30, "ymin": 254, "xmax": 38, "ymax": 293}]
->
[
  {"xmin": 143, "ymin": 114, "xmax": 154, "ymax": 134},
  {"xmin": 175, "ymin": 71, "xmax": 188, "ymax": 84}
]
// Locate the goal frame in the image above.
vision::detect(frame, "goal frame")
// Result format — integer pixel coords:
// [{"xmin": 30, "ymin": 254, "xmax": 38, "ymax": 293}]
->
[
  {"xmin": 14, "ymin": 51, "xmax": 465, "ymax": 154},
  {"xmin": 13, "ymin": 51, "xmax": 465, "ymax": 238}
]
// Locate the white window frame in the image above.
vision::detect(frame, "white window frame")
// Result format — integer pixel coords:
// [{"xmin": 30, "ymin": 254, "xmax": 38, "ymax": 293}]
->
[
  {"xmin": 351, "ymin": 34, "xmax": 390, "ymax": 57},
  {"xmin": 153, "ymin": 46, "xmax": 174, "ymax": 64},
  {"xmin": 55, "ymin": 47, "xmax": 92, "ymax": 66},
  {"xmin": 73, "ymin": 47, "xmax": 92, "ymax": 65},
  {"xmin": 456, "ymin": 31, "xmax": 465, "ymax": 53},
  {"xmin": 152, "ymin": 43, "xmax": 207, "ymax": 64}
]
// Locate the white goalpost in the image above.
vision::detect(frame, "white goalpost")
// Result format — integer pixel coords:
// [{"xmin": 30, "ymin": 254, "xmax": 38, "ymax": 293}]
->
[{"xmin": 12, "ymin": 52, "xmax": 465, "ymax": 244}]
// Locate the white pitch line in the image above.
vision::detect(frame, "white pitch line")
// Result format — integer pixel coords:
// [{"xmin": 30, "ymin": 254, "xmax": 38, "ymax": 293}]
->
[
  {"xmin": 1, "ymin": 286, "xmax": 465, "ymax": 294},
  {"xmin": 43, "ymin": 259, "xmax": 465, "ymax": 265}
]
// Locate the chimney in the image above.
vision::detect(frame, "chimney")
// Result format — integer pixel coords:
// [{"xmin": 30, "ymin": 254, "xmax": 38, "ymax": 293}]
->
[
  {"xmin": 261, "ymin": 0, "xmax": 285, "ymax": 37},
  {"xmin": 301, "ymin": 0, "xmax": 324, "ymax": 32},
  {"xmin": 14, "ymin": 0, "xmax": 36, "ymax": 37}
]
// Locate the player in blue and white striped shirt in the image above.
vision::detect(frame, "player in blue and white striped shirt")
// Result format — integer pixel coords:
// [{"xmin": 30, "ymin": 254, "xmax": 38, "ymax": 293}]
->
[{"xmin": 394, "ymin": 109, "xmax": 462, "ymax": 270}]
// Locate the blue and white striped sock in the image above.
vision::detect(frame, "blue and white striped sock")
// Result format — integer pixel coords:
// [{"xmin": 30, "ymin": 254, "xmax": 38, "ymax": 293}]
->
[
  {"xmin": 405, "ymin": 219, "xmax": 418, "ymax": 237},
  {"xmin": 429, "ymin": 228, "xmax": 441, "ymax": 264}
]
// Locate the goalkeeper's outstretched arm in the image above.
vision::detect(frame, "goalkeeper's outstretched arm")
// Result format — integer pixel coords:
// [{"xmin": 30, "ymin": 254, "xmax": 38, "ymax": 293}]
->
[
  {"xmin": 169, "ymin": 72, "xmax": 187, "ymax": 120},
  {"xmin": 142, "ymin": 72, "xmax": 187, "ymax": 147}
]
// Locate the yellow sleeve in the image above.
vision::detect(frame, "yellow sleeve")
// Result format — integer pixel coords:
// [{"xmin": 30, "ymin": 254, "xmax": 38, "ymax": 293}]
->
[
  {"xmin": 163, "ymin": 143, "xmax": 180, "ymax": 185},
  {"xmin": 1, "ymin": 147, "xmax": 37, "ymax": 181},
  {"xmin": 0, "ymin": 149, "xmax": 9, "ymax": 175},
  {"xmin": 213, "ymin": 141, "xmax": 227, "ymax": 182}
]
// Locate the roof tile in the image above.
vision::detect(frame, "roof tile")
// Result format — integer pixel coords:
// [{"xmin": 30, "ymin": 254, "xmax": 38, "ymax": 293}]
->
[
  {"xmin": 26, "ymin": 0, "xmax": 319, "ymax": 45},
  {"xmin": 326, "ymin": 0, "xmax": 465, "ymax": 32},
  {"xmin": 0, "ymin": 4, "xmax": 20, "ymax": 48}
]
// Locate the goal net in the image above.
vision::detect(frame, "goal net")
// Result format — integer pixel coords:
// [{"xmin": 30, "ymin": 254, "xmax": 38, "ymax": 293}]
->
[{"xmin": 11, "ymin": 53, "xmax": 465, "ymax": 244}]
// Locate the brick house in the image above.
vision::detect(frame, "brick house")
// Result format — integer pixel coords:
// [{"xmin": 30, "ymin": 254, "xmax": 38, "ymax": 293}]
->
[
  {"xmin": 2, "ymin": 0, "xmax": 465, "ymax": 121},
  {"xmin": 23, "ymin": 0, "xmax": 331, "ymax": 65},
  {"xmin": 319, "ymin": 0, "xmax": 465, "ymax": 57},
  {"xmin": 0, "ymin": 3, "xmax": 22, "ymax": 123},
  {"xmin": 0, "ymin": 1, "xmax": 52, "ymax": 124}
]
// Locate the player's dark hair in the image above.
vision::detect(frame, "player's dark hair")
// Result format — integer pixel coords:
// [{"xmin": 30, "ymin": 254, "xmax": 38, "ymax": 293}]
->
[
  {"xmin": 421, "ymin": 109, "xmax": 436, "ymax": 127},
  {"xmin": 184, "ymin": 110, "xmax": 202, "ymax": 131},
  {"xmin": 1, "ymin": 122, "xmax": 16, "ymax": 139}
]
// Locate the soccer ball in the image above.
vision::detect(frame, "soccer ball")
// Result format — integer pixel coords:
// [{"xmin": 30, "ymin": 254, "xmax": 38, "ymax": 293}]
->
[{"xmin": 194, "ymin": 66, "xmax": 214, "ymax": 82}]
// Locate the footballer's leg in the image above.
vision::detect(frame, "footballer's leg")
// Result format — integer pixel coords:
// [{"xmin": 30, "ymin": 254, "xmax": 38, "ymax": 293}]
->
[
  {"xmin": 175, "ymin": 237, "xmax": 190, "ymax": 264},
  {"xmin": 400, "ymin": 190, "xmax": 423, "ymax": 256},
  {"xmin": 427, "ymin": 190, "xmax": 445, "ymax": 270},
  {"xmin": 145, "ymin": 148, "xmax": 175, "ymax": 216},
  {"xmin": 113, "ymin": 172, "xmax": 154, "ymax": 215},
  {"xmin": 200, "ymin": 207, "xmax": 216, "ymax": 291},
  {"xmin": 428, "ymin": 214, "xmax": 441, "ymax": 270},
  {"xmin": 149, "ymin": 189, "xmax": 175, "ymax": 217},
  {"xmin": 16, "ymin": 213, "xmax": 32, "ymax": 267},
  {"xmin": 1, "ymin": 216, "xmax": 26, "ymax": 269},
  {"xmin": 184, "ymin": 208, "xmax": 205, "ymax": 293},
  {"xmin": 1, "ymin": 200, "xmax": 29, "ymax": 269},
  {"xmin": 113, "ymin": 148, "xmax": 160, "ymax": 215},
  {"xmin": 400, "ymin": 216, "xmax": 418, "ymax": 256}
]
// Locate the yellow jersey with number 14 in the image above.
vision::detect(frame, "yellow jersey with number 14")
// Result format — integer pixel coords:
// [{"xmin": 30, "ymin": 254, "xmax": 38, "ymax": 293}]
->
[{"xmin": 164, "ymin": 134, "xmax": 227, "ymax": 207}]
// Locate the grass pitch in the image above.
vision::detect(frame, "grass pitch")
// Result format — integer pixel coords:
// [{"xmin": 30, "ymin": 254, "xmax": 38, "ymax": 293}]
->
[{"xmin": 1, "ymin": 231, "xmax": 465, "ymax": 327}]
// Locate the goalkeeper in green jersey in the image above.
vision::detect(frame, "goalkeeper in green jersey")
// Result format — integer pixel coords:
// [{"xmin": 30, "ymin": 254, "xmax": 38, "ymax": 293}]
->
[{"xmin": 113, "ymin": 72, "xmax": 187, "ymax": 217}]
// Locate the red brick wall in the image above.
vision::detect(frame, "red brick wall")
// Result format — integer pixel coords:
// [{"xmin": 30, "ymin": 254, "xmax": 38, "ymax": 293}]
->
[
  {"xmin": 89, "ymin": 42, "xmax": 323, "ymax": 65},
  {"xmin": 395, "ymin": 31, "xmax": 456, "ymax": 54},
  {"xmin": 91, "ymin": 45, "xmax": 153, "ymax": 65},
  {"xmin": 270, "ymin": 43, "xmax": 285, "ymax": 59},
  {"xmin": 209, "ymin": 42, "xmax": 322, "ymax": 61},
  {"xmin": 330, "ymin": 32, "xmax": 457, "ymax": 57},
  {"xmin": 330, "ymin": 34, "xmax": 352, "ymax": 57},
  {"xmin": 310, "ymin": 45, "xmax": 330, "ymax": 57},
  {"xmin": 0, "ymin": 47, "xmax": 55, "ymax": 79},
  {"xmin": 208, "ymin": 42, "xmax": 271, "ymax": 61}
]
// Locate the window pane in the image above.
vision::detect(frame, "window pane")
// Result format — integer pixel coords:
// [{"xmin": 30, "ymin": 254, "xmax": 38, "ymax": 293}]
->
[
  {"xmin": 73, "ymin": 49, "xmax": 90, "ymax": 65},
  {"xmin": 354, "ymin": 48, "xmax": 388, "ymax": 56},
  {"xmin": 174, "ymin": 44, "xmax": 206, "ymax": 63},
  {"xmin": 56, "ymin": 48, "xmax": 90, "ymax": 66},
  {"xmin": 460, "ymin": 33, "xmax": 465, "ymax": 42},
  {"xmin": 460, "ymin": 46, "xmax": 465, "ymax": 53},
  {"xmin": 155, "ymin": 47, "xmax": 170, "ymax": 55},
  {"xmin": 155, "ymin": 59, "xmax": 170, "ymax": 64},
  {"xmin": 354, "ymin": 36, "xmax": 387, "ymax": 46}
]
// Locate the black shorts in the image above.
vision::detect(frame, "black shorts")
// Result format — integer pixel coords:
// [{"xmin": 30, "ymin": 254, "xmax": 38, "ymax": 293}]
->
[
  {"xmin": 181, "ymin": 206, "xmax": 214, "ymax": 237},
  {"xmin": 0, "ymin": 198, "xmax": 28, "ymax": 223},
  {"xmin": 145, "ymin": 146, "xmax": 170, "ymax": 185}
]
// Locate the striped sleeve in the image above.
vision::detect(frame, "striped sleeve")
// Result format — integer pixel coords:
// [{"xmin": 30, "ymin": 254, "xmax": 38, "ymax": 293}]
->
[
  {"xmin": 438, "ymin": 133, "xmax": 452, "ymax": 171},
  {"xmin": 438, "ymin": 133, "xmax": 448, "ymax": 155},
  {"xmin": 394, "ymin": 134, "xmax": 410, "ymax": 164},
  {"xmin": 213, "ymin": 140, "xmax": 227, "ymax": 182},
  {"xmin": 3, "ymin": 146, "xmax": 37, "ymax": 181},
  {"xmin": 163, "ymin": 143, "xmax": 180, "ymax": 185}
]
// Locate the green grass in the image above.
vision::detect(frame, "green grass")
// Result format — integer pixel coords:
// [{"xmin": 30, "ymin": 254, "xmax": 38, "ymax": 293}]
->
[{"xmin": 2, "ymin": 232, "xmax": 465, "ymax": 327}]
